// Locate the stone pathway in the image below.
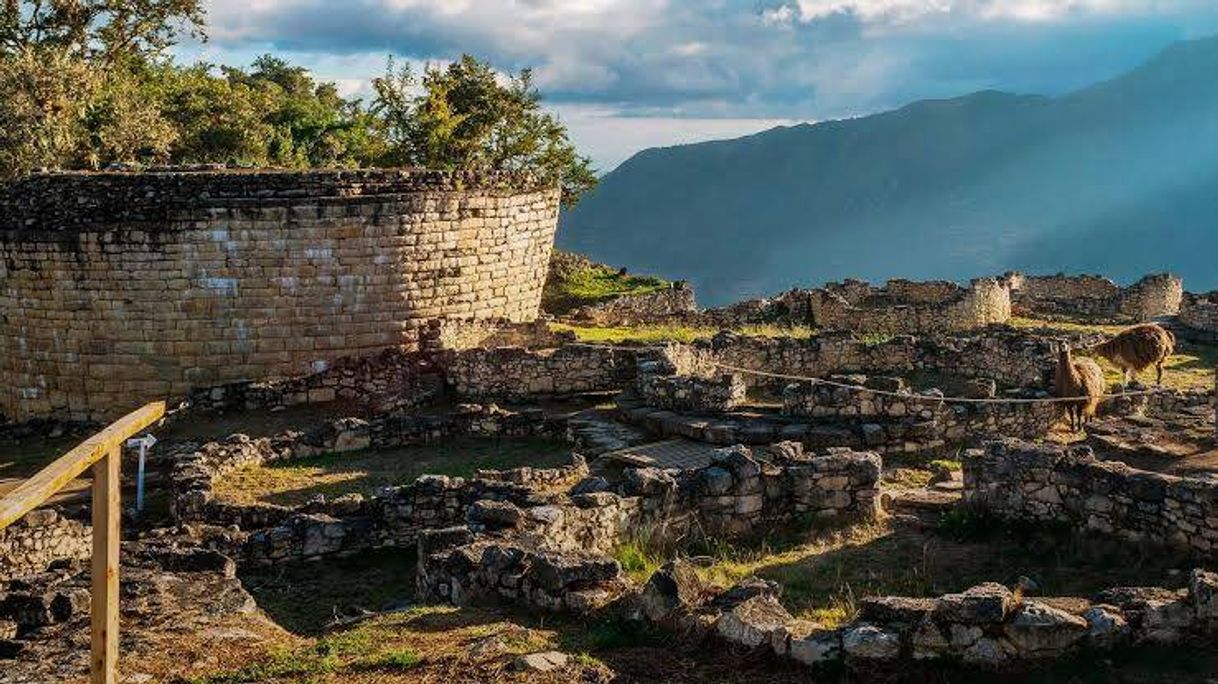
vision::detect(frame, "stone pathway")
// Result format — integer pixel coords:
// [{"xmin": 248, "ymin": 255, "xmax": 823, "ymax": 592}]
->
[{"xmin": 600, "ymin": 438, "xmax": 725, "ymax": 470}]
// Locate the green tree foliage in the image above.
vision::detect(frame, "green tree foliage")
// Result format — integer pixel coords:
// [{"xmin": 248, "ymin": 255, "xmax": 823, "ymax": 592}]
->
[
  {"xmin": 372, "ymin": 55, "xmax": 598, "ymax": 205},
  {"xmin": 0, "ymin": 0, "xmax": 205, "ymax": 63},
  {"xmin": 0, "ymin": 4, "xmax": 596, "ymax": 202}
]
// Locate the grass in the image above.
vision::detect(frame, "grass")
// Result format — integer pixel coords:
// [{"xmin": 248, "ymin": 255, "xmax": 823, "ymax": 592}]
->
[
  {"xmin": 213, "ymin": 435, "xmax": 573, "ymax": 507},
  {"xmin": 549, "ymin": 321, "xmax": 816, "ymax": 344},
  {"xmin": 1009, "ymin": 316, "xmax": 1218, "ymax": 391},
  {"xmin": 613, "ymin": 540, "xmax": 665, "ymax": 583},
  {"xmin": 696, "ymin": 518, "xmax": 1192, "ymax": 629},
  {"xmin": 542, "ymin": 251, "xmax": 671, "ymax": 315}
]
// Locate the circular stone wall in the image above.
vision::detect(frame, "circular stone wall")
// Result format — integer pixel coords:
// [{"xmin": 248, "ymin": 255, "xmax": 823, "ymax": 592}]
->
[{"xmin": 0, "ymin": 169, "xmax": 560, "ymax": 421}]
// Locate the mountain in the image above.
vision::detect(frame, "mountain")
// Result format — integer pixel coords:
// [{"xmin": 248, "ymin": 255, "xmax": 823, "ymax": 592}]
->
[{"xmin": 558, "ymin": 36, "xmax": 1218, "ymax": 306}]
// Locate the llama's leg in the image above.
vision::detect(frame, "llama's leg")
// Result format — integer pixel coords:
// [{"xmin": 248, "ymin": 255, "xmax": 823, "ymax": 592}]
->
[{"xmin": 1156, "ymin": 362, "xmax": 1164, "ymax": 386}]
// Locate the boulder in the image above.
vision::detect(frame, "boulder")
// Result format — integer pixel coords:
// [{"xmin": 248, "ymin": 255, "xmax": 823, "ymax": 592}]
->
[
  {"xmin": 1002, "ymin": 601, "xmax": 1088, "ymax": 656},
  {"xmin": 514, "ymin": 651, "xmax": 569, "ymax": 672},
  {"xmin": 790, "ymin": 630, "xmax": 842, "ymax": 666},
  {"xmin": 841, "ymin": 623, "xmax": 901, "ymax": 661},
  {"xmin": 1190, "ymin": 569, "xmax": 1218, "ymax": 620},
  {"xmin": 1083, "ymin": 605, "xmax": 1130, "ymax": 647},
  {"xmin": 716, "ymin": 594, "xmax": 793, "ymax": 649},
  {"xmin": 466, "ymin": 500, "xmax": 524, "ymax": 530},
  {"xmin": 934, "ymin": 583, "xmax": 1016, "ymax": 625},
  {"xmin": 639, "ymin": 560, "xmax": 705, "ymax": 623}
]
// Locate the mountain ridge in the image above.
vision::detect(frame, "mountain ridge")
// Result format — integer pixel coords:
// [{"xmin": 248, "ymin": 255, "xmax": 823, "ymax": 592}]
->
[{"xmin": 559, "ymin": 35, "xmax": 1218, "ymax": 305}]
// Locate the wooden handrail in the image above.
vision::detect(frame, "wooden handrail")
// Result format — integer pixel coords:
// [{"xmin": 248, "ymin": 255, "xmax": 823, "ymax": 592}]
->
[{"xmin": 0, "ymin": 401, "xmax": 166, "ymax": 684}]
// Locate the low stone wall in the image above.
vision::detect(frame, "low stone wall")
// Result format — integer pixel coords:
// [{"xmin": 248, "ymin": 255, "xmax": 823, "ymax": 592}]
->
[
  {"xmin": 637, "ymin": 370, "xmax": 747, "ymax": 414},
  {"xmin": 418, "ymin": 444, "xmax": 881, "ymax": 611},
  {"xmin": 442, "ymin": 344, "xmax": 639, "ymax": 399},
  {"xmin": 964, "ymin": 440, "xmax": 1218, "ymax": 555},
  {"xmin": 638, "ymin": 565, "xmax": 1218, "ymax": 672},
  {"xmin": 168, "ymin": 403, "xmax": 570, "ymax": 527},
  {"xmin": 1007, "ymin": 272, "xmax": 1183, "ymax": 323},
  {"xmin": 782, "ymin": 375, "xmax": 1060, "ymax": 449},
  {"xmin": 0, "ymin": 509, "xmax": 90, "ymax": 581},
  {"xmin": 1179, "ymin": 293, "xmax": 1218, "ymax": 341},
  {"xmin": 569, "ymin": 283, "xmax": 697, "ymax": 325},
  {"xmin": 807, "ymin": 278, "xmax": 1011, "ymax": 335},
  {"xmin": 696, "ymin": 329, "xmax": 1055, "ymax": 391}
]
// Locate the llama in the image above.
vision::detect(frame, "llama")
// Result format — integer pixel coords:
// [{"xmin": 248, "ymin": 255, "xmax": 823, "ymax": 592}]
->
[
  {"xmin": 1054, "ymin": 341, "xmax": 1106, "ymax": 432},
  {"xmin": 1091, "ymin": 323, "xmax": 1176, "ymax": 387}
]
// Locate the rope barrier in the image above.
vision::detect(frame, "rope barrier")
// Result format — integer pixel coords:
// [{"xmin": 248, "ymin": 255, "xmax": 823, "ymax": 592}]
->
[{"xmin": 566, "ymin": 341, "xmax": 1174, "ymax": 406}]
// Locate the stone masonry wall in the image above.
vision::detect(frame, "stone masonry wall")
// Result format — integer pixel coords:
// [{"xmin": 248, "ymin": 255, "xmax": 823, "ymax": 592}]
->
[
  {"xmin": 1007, "ymin": 272, "xmax": 1183, "ymax": 323},
  {"xmin": 0, "ymin": 169, "xmax": 560, "ymax": 422},
  {"xmin": 697, "ymin": 329, "xmax": 1055, "ymax": 392},
  {"xmin": 808, "ymin": 278, "xmax": 1011, "ymax": 334},
  {"xmin": 965, "ymin": 440, "xmax": 1218, "ymax": 555},
  {"xmin": 442, "ymin": 345, "xmax": 638, "ymax": 399},
  {"xmin": 0, "ymin": 509, "xmax": 90, "ymax": 581},
  {"xmin": 1180, "ymin": 293, "xmax": 1218, "ymax": 340}
]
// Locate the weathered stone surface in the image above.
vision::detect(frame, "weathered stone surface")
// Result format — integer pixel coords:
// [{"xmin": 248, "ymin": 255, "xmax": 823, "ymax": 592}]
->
[
  {"xmin": 1002, "ymin": 601, "xmax": 1088, "ymax": 655},
  {"xmin": 716, "ymin": 595, "xmax": 793, "ymax": 649},
  {"xmin": 467, "ymin": 500, "xmax": 524, "ymax": 530},
  {"xmin": 934, "ymin": 583, "xmax": 1015, "ymax": 625},
  {"xmin": 639, "ymin": 560, "xmax": 705, "ymax": 623},
  {"xmin": 840, "ymin": 623, "xmax": 901, "ymax": 661},
  {"xmin": 514, "ymin": 651, "xmax": 569, "ymax": 672},
  {"xmin": 790, "ymin": 631, "xmax": 841, "ymax": 665}
]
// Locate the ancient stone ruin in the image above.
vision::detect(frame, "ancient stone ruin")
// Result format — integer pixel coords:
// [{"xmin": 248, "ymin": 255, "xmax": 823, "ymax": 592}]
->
[
  {"xmin": 0, "ymin": 169, "xmax": 560, "ymax": 422},
  {"xmin": 2, "ymin": 171, "xmax": 1217, "ymax": 682}
]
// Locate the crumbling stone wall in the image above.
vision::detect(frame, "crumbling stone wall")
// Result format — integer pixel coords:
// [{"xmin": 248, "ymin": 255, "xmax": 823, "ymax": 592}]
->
[
  {"xmin": 418, "ymin": 444, "xmax": 882, "ymax": 611},
  {"xmin": 781, "ymin": 375, "xmax": 1060, "ymax": 451},
  {"xmin": 0, "ymin": 169, "xmax": 560, "ymax": 422},
  {"xmin": 1007, "ymin": 272, "xmax": 1183, "ymax": 323},
  {"xmin": 808, "ymin": 278, "xmax": 1011, "ymax": 334},
  {"xmin": 696, "ymin": 329, "xmax": 1055, "ymax": 391},
  {"xmin": 965, "ymin": 440, "xmax": 1218, "ymax": 555},
  {"xmin": 0, "ymin": 509, "xmax": 90, "ymax": 581},
  {"xmin": 441, "ymin": 345, "xmax": 638, "ymax": 398},
  {"xmin": 1179, "ymin": 293, "xmax": 1218, "ymax": 341}
]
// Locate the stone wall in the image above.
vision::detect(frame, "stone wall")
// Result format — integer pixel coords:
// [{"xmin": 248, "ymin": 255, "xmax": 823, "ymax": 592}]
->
[
  {"xmin": 781, "ymin": 375, "xmax": 1060, "ymax": 450},
  {"xmin": 441, "ymin": 344, "xmax": 638, "ymax": 399},
  {"xmin": 418, "ymin": 444, "xmax": 882, "ymax": 610},
  {"xmin": 636, "ymin": 565, "xmax": 1218, "ymax": 672},
  {"xmin": 695, "ymin": 329, "xmax": 1055, "ymax": 391},
  {"xmin": 637, "ymin": 369, "xmax": 747, "ymax": 414},
  {"xmin": 1007, "ymin": 272, "xmax": 1183, "ymax": 323},
  {"xmin": 807, "ymin": 278, "xmax": 1011, "ymax": 334},
  {"xmin": 168, "ymin": 403, "xmax": 571, "ymax": 527},
  {"xmin": 1179, "ymin": 293, "xmax": 1218, "ymax": 341},
  {"xmin": 964, "ymin": 440, "xmax": 1218, "ymax": 555},
  {"xmin": 0, "ymin": 169, "xmax": 561, "ymax": 422},
  {"xmin": 0, "ymin": 509, "xmax": 90, "ymax": 581}
]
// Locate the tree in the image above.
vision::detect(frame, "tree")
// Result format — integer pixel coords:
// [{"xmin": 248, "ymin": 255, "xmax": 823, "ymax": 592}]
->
[
  {"xmin": 372, "ymin": 55, "xmax": 598, "ymax": 205},
  {"xmin": 0, "ymin": 0, "xmax": 206, "ymax": 64}
]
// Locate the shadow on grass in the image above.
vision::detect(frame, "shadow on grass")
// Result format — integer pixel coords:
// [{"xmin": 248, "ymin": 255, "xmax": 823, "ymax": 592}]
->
[
  {"xmin": 726, "ymin": 517, "xmax": 1194, "ymax": 623},
  {"xmin": 239, "ymin": 548, "xmax": 419, "ymax": 635}
]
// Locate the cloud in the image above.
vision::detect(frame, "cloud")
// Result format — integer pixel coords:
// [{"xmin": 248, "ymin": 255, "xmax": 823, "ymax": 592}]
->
[{"xmin": 188, "ymin": 0, "xmax": 1218, "ymax": 167}]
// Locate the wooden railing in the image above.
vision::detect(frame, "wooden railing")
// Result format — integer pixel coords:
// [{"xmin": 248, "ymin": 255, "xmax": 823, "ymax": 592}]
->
[{"xmin": 0, "ymin": 402, "xmax": 165, "ymax": 684}]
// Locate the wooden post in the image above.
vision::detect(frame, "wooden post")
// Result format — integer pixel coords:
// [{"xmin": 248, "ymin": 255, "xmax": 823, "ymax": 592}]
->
[{"xmin": 90, "ymin": 446, "xmax": 120, "ymax": 684}]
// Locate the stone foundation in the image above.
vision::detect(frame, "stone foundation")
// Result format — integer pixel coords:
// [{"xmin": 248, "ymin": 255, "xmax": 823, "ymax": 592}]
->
[
  {"xmin": 569, "ymin": 283, "xmax": 697, "ymax": 325},
  {"xmin": 964, "ymin": 440, "xmax": 1218, "ymax": 555},
  {"xmin": 0, "ymin": 510, "xmax": 90, "ymax": 582}
]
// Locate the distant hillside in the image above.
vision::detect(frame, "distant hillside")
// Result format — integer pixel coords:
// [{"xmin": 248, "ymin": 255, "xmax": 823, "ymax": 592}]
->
[{"xmin": 559, "ymin": 36, "xmax": 1218, "ymax": 305}]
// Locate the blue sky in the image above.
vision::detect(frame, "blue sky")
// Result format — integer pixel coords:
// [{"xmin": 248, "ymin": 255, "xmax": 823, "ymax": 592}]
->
[{"xmin": 181, "ymin": 1, "xmax": 1218, "ymax": 171}]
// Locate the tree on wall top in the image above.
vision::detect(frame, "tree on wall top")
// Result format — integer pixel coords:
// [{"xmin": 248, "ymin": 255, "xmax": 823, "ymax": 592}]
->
[{"xmin": 372, "ymin": 55, "xmax": 598, "ymax": 207}]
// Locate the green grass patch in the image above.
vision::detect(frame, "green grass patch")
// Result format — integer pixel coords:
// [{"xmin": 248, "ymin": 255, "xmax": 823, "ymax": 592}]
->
[
  {"xmin": 542, "ymin": 251, "xmax": 671, "ymax": 314},
  {"xmin": 613, "ymin": 540, "xmax": 664, "ymax": 583},
  {"xmin": 1009, "ymin": 316, "xmax": 1218, "ymax": 391}
]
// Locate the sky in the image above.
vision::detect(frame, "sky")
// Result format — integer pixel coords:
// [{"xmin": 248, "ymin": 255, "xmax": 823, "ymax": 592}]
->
[{"xmin": 180, "ymin": 1, "xmax": 1218, "ymax": 172}]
